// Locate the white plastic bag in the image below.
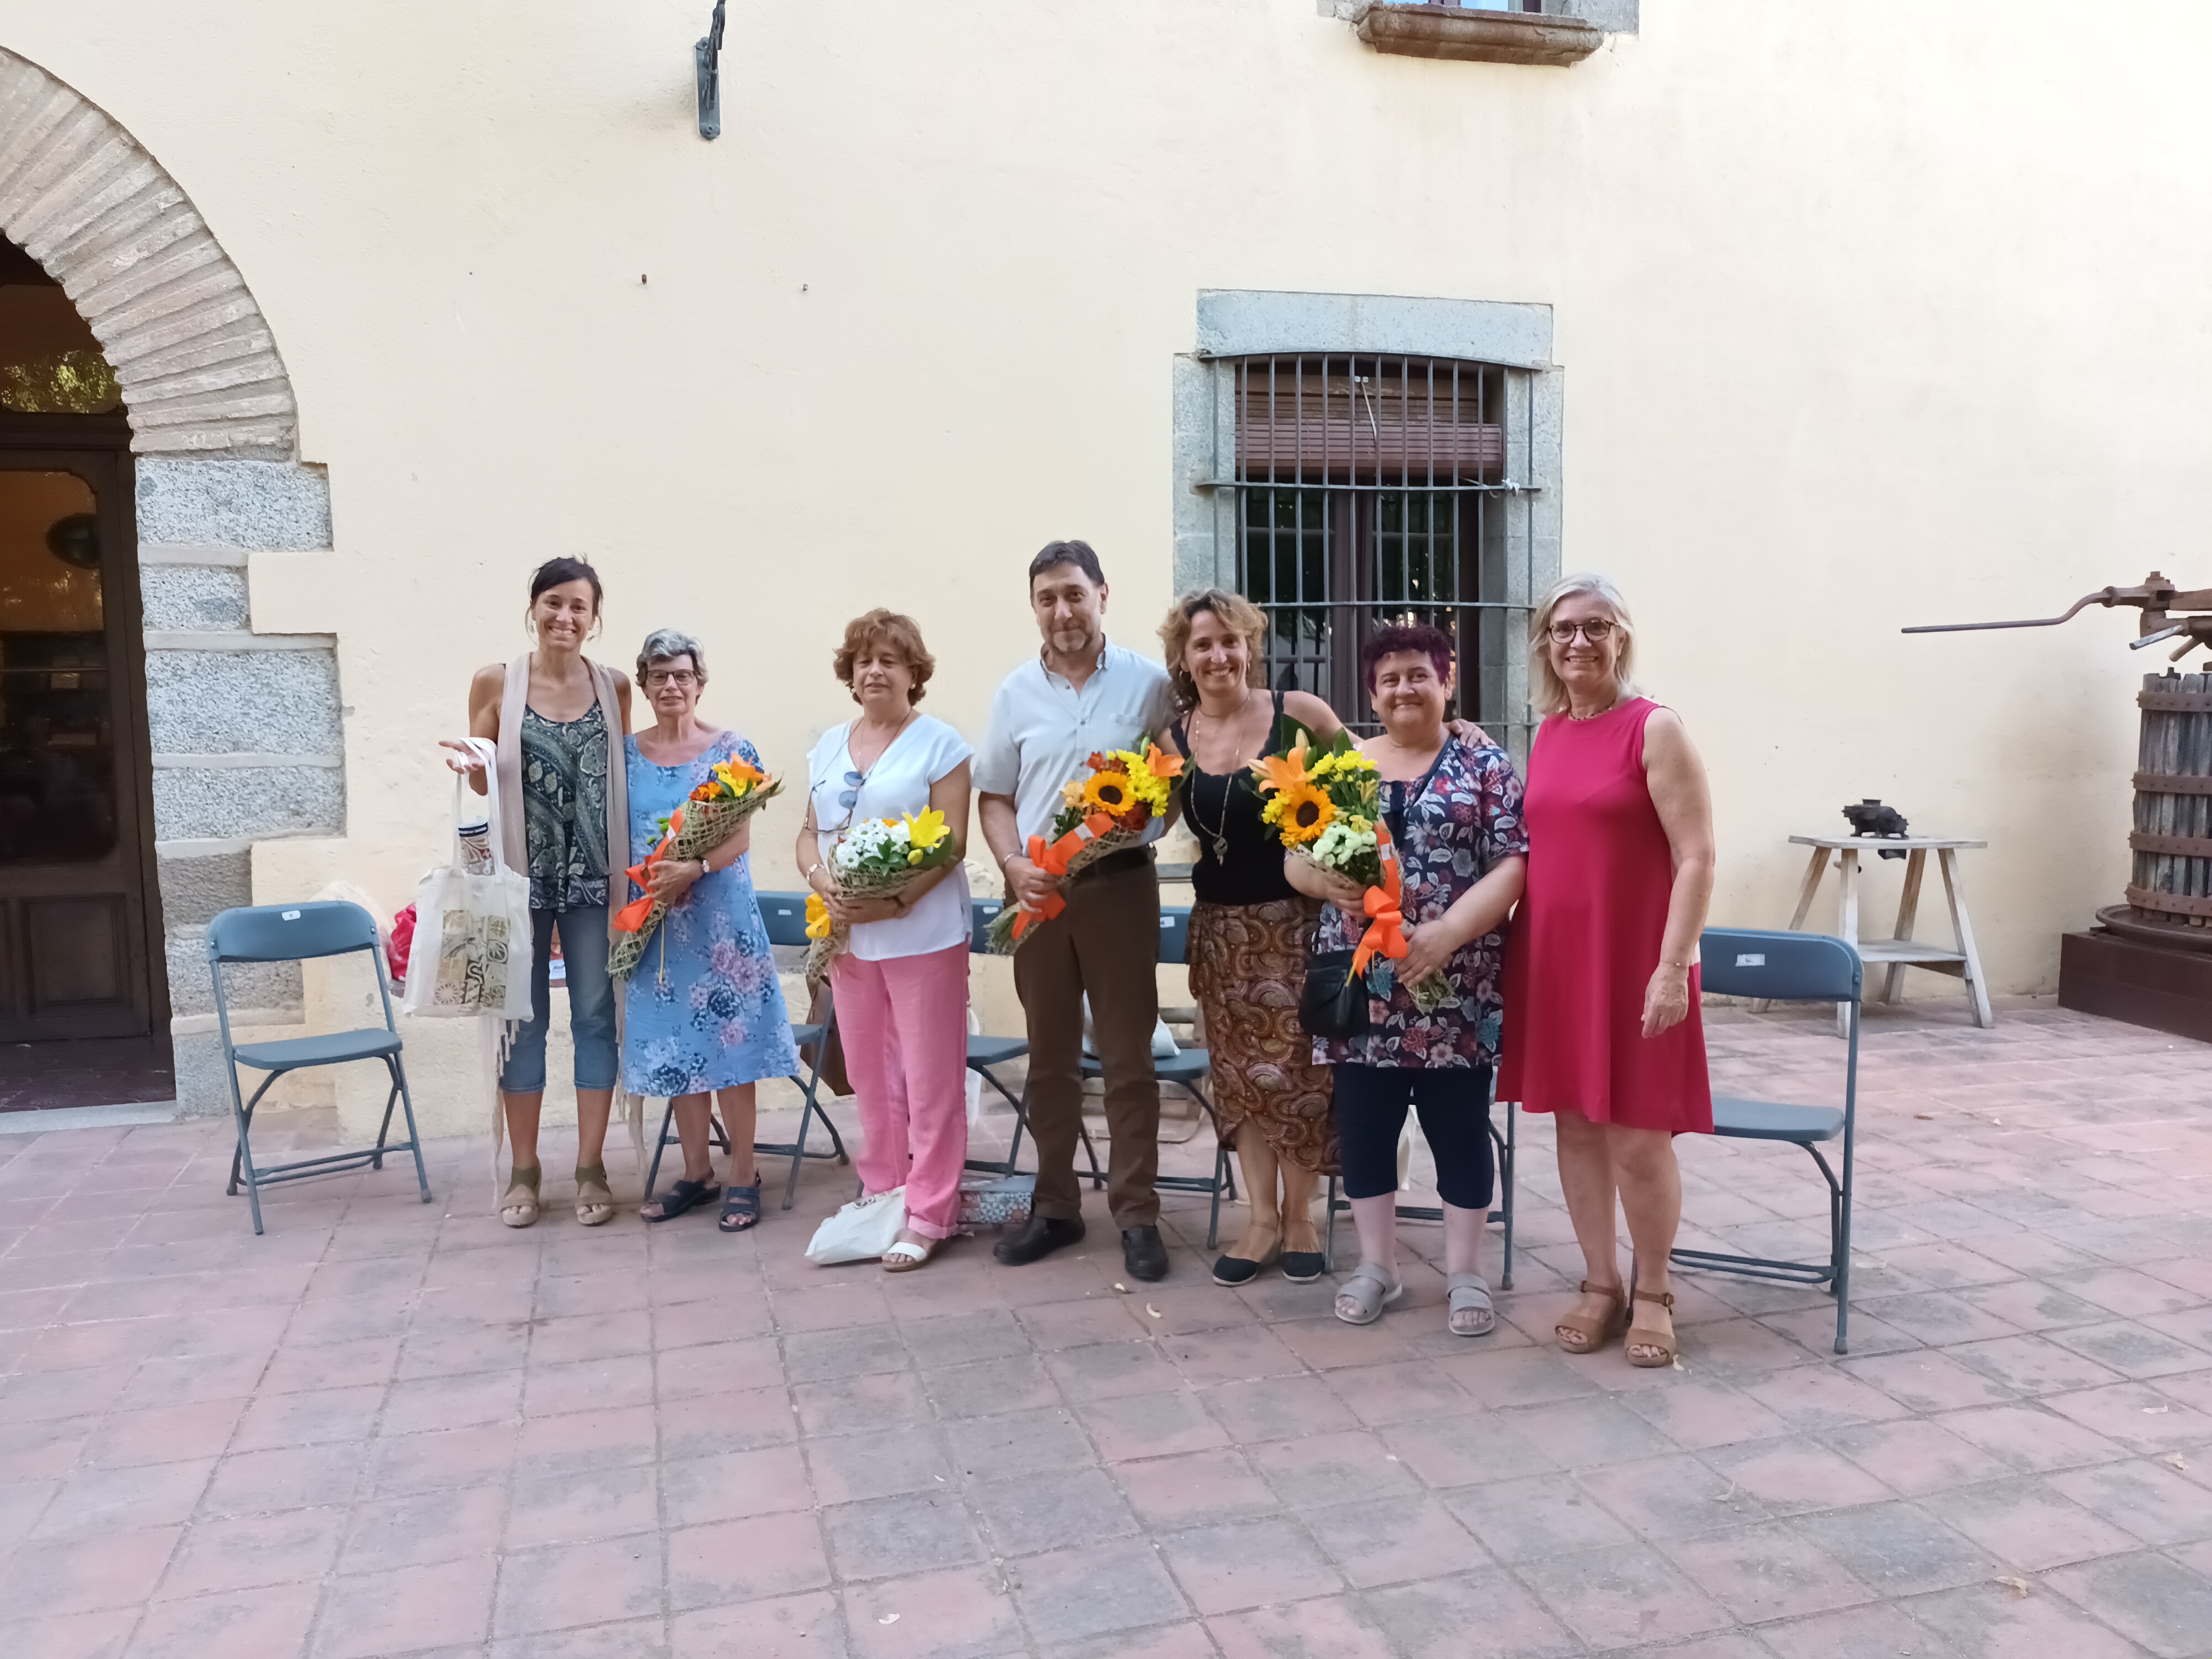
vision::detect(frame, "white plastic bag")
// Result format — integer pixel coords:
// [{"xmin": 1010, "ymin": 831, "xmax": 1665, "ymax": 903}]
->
[
  {"xmin": 403, "ymin": 738, "xmax": 534, "ymax": 1022},
  {"xmin": 966, "ymin": 1008, "xmax": 984, "ymax": 1128},
  {"xmin": 1079, "ymin": 995, "xmax": 1179, "ymax": 1060},
  {"xmin": 805, "ymin": 1186, "xmax": 908, "ymax": 1265}
]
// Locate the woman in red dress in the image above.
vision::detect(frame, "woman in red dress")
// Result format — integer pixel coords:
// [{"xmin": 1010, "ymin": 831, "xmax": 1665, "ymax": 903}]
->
[{"xmin": 1500, "ymin": 575, "xmax": 1715, "ymax": 1368}]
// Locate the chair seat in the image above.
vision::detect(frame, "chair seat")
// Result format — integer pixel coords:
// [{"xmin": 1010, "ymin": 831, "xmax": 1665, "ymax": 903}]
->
[
  {"xmin": 968, "ymin": 1034, "xmax": 1029, "ymax": 1067},
  {"xmin": 1079, "ymin": 1047, "xmax": 1211, "ymax": 1082},
  {"xmin": 232, "ymin": 1028, "xmax": 402, "ymax": 1070},
  {"xmin": 790, "ymin": 1021, "xmax": 825, "ymax": 1046},
  {"xmin": 1712, "ymin": 1095, "xmax": 1845, "ymax": 1143}
]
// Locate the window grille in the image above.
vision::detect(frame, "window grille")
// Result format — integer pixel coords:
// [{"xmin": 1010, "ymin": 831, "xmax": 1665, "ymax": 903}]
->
[{"xmin": 1230, "ymin": 354, "xmax": 1536, "ymax": 750}]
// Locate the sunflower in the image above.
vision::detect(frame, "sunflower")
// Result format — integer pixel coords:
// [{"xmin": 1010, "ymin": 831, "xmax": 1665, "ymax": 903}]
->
[
  {"xmin": 1081, "ymin": 770, "xmax": 1136, "ymax": 815},
  {"xmin": 1276, "ymin": 782, "xmax": 1335, "ymax": 844}
]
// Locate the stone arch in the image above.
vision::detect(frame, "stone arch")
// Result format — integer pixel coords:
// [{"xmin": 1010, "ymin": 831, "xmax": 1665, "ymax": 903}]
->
[{"xmin": 0, "ymin": 46, "xmax": 296, "ymax": 457}]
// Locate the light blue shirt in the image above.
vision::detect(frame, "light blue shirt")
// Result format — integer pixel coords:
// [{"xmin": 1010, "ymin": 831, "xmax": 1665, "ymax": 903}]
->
[{"xmin": 975, "ymin": 642, "xmax": 1176, "ymax": 846}]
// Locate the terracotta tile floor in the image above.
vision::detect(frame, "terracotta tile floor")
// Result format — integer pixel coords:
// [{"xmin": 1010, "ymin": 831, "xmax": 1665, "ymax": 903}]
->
[{"xmin": 1, "ymin": 997, "xmax": 2209, "ymax": 1656}]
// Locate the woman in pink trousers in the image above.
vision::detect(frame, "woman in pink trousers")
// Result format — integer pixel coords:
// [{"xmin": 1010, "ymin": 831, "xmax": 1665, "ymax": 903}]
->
[{"xmin": 796, "ymin": 611, "xmax": 974, "ymax": 1270}]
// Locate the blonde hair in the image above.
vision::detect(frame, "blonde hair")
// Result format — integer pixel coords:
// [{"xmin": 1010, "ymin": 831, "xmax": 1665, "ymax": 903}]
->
[
  {"xmin": 1157, "ymin": 588, "xmax": 1267, "ymax": 711},
  {"xmin": 1528, "ymin": 572, "xmax": 1639, "ymax": 717}
]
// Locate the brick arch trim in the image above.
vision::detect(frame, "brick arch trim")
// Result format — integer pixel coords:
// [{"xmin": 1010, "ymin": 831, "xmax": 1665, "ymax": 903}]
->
[{"xmin": 0, "ymin": 48, "xmax": 297, "ymax": 459}]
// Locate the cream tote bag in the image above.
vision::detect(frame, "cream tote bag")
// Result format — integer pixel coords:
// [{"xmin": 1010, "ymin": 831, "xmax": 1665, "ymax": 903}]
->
[{"xmin": 403, "ymin": 737, "xmax": 534, "ymax": 1023}]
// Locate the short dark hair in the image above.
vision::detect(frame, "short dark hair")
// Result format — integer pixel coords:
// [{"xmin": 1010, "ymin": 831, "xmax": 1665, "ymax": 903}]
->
[
  {"xmin": 1028, "ymin": 539, "xmax": 1105, "ymax": 590},
  {"xmin": 529, "ymin": 556, "xmax": 603, "ymax": 613},
  {"xmin": 1360, "ymin": 623, "xmax": 1455, "ymax": 693}
]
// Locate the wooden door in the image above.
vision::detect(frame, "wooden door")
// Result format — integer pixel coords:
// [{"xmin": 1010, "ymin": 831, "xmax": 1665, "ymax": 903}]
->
[{"xmin": 0, "ymin": 445, "xmax": 161, "ymax": 1041}]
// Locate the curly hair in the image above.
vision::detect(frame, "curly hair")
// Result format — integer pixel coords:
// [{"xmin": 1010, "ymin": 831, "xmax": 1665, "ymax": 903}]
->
[
  {"xmin": 833, "ymin": 608, "xmax": 934, "ymax": 705},
  {"xmin": 1360, "ymin": 623, "xmax": 1454, "ymax": 693},
  {"xmin": 1157, "ymin": 588, "xmax": 1268, "ymax": 711}
]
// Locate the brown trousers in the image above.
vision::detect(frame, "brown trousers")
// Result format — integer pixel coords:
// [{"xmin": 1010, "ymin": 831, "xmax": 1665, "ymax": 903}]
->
[{"xmin": 1012, "ymin": 859, "xmax": 1161, "ymax": 1227}]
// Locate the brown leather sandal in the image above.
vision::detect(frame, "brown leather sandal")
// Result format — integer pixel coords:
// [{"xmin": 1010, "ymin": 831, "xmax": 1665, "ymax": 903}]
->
[
  {"xmin": 1554, "ymin": 1281, "xmax": 1626, "ymax": 1354},
  {"xmin": 573, "ymin": 1163, "xmax": 617, "ymax": 1227},
  {"xmin": 1626, "ymin": 1284, "xmax": 1678, "ymax": 1369}
]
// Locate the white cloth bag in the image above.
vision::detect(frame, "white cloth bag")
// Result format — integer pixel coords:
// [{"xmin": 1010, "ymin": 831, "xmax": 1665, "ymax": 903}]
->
[
  {"xmin": 805, "ymin": 1187, "xmax": 908, "ymax": 1265},
  {"xmin": 403, "ymin": 738, "xmax": 534, "ymax": 1023}
]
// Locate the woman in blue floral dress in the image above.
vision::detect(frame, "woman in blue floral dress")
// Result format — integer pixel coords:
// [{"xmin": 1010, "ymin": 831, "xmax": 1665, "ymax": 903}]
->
[
  {"xmin": 1288, "ymin": 624, "xmax": 1527, "ymax": 1335},
  {"xmin": 619, "ymin": 629, "xmax": 800, "ymax": 1231}
]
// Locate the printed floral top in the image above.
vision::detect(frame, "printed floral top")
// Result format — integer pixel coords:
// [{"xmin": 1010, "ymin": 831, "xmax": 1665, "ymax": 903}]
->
[
  {"xmin": 1314, "ymin": 735, "xmax": 1528, "ymax": 1070},
  {"xmin": 520, "ymin": 702, "xmax": 611, "ymax": 911}
]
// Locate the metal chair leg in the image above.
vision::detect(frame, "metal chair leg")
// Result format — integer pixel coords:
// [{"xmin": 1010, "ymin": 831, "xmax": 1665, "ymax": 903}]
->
[
  {"xmin": 645, "ymin": 1099, "xmax": 676, "ymax": 1199},
  {"xmin": 371, "ymin": 1062, "xmax": 401, "ymax": 1171},
  {"xmin": 1323, "ymin": 1174, "xmax": 1338, "ymax": 1272},
  {"xmin": 392, "ymin": 1059, "xmax": 432, "ymax": 1205}
]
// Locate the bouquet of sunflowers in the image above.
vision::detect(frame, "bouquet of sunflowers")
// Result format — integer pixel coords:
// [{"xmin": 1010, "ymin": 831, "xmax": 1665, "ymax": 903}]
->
[
  {"xmin": 1251, "ymin": 730, "xmax": 1449, "ymax": 1013},
  {"xmin": 608, "ymin": 754, "xmax": 782, "ymax": 979},
  {"xmin": 802, "ymin": 809, "xmax": 959, "ymax": 980},
  {"xmin": 986, "ymin": 740, "xmax": 1183, "ymax": 952}
]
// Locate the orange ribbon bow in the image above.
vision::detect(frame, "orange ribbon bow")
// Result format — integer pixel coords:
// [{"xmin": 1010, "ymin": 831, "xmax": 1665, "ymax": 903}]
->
[
  {"xmin": 612, "ymin": 807, "xmax": 685, "ymax": 934},
  {"xmin": 1008, "ymin": 814, "xmax": 1112, "ymax": 941},
  {"xmin": 1350, "ymin": 822, "xmax": 1410, "ymax": 976}
]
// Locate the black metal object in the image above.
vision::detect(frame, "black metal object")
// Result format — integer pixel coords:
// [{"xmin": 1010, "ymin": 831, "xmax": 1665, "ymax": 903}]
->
[
  {"xmin": 1840, "ymin": 798, "xmax": 1910, "ymax": 859},
  {"xmin": 695, "ymin": 1, "xmax": 726, "ymax": 140}
]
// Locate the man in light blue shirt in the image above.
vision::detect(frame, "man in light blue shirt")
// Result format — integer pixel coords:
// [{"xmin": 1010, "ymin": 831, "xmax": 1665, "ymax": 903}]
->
[{"xmin": 977, "ymin": 541, "xmax": 1177, "ymax": 1280}]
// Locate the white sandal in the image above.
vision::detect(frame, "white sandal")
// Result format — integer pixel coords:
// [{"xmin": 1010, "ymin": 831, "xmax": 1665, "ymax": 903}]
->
[
  {"xmin": 882, "ymin": 1237, "xmax": 937, "ymax": 1274},
  {"xmin": 1333, "ymin": 1262, "xmax": 1403, "ymax": 1326},
  {"xmin": 1447, "ymin": 1272, "xmax": 1496, "ymax": 1338}
]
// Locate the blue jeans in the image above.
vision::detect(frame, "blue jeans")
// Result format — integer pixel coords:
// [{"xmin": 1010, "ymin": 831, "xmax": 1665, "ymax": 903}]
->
[{"xmin": 499, "ymin": 905, "xmax": 619, "ymax": 1093}]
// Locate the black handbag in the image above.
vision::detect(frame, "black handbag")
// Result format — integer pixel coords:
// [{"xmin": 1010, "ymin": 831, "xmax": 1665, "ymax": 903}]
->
[{"xmin": 1300, "ymin": 948, "xmax": 1370, "ymax": 1040}]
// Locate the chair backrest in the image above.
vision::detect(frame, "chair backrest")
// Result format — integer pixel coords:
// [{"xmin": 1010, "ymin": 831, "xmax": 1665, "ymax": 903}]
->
[
  {"xmin": 754, "ymin": 891, "xmax": 815, "ymax": 950},
  {"xmin": 970, "ymin": 898, "xmax": 1005, "ymax": 953},
  {"xmin": 207, "ymin": 901, "xmax": 380, "ymax": 964},
  {"xmin": 1699, "ymin": 927, "xmax": 1862, "ymax": 1004},
  {"xmin": 1159, "ymin": 906, "xmax": 1192, "ymax": 967}
]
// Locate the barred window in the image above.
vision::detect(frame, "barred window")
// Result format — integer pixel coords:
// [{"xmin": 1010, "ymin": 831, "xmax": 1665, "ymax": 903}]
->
[{"xmin": 1232, "ymin": 354, "xmax": 1532, "ymax": 744}]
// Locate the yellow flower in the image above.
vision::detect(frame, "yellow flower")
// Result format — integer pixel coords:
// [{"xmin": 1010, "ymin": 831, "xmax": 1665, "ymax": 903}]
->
[
  {"xmin": 1082, "ymin": 770, "xmax": 1136, "ymax": 815},
  {"xmin": 1061, "ymin": 779, "xmax": 1086, "ymax": 810},
  {"xmin": 901, "ymin": 808, "xmax": 950, "ymax": 852},
  {"xmin": 804, "ymin": 894, "xmax": 832, "ymax": 940},
  {"xmin": 1276, "ymin": 782, "xmax": 1335, "ymax": 845}
]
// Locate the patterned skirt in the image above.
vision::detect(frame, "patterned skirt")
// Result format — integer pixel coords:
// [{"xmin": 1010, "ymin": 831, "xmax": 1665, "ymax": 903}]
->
[{"xmin": 1189, "ymin": 898, "xmax": 1338, "ymax": 1176}]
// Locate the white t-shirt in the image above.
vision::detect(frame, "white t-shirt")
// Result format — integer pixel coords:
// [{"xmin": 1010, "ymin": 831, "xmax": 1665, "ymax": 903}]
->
[
  {"xmin": 806, "ymin": 713, "xmax": 975, "ymax": 961},
  {"xmin": 973, "ymin": 643, "xmax": 1177, "ymax": 847}
]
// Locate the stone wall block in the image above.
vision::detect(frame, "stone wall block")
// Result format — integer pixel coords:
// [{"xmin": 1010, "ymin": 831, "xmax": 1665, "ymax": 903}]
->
[
  {"xmin": 30, "ymin": 158, "xmax": 165, "ymax": 261},
  {"xmin": 153, "ymin": 847, "xmax": 252, "ymax": 930},
  {"xmin": 71, "ymin": 226, "xmax": 226, "ymax": 320},
  {"xmin": 105, "ymin": 290, "xmax": 260, "ymax": 370},
  {"xmin": 137, "ymin": 460, "xmax": 331, "ymax": 551},
  {"xmin": 168, "ymin": 1031, "xmax": 231, "ymax": 1117},
  {"xmin": 129, "ymin": 355, "xmax": 288, "ymax": 405},
  {"xmin": 83, "ymin": 257, "xmax": 242, "ymax": 338},
  {"xmin": 155, "ymin": 765, "xmax": 344, "ymax": 841},
  {"xmin": 124, "ymin": 320, "xmax": 274, "ymax": 383},
  {"xmin": 0, "ymin": 97, "xmax": 103, "ymax": 221},
  {"xmin": 134, "ymin": 385, "xmax": 294, "ymax": 432},
  {"xmin": 139, "ymin": 565, "xmax": 249, "ymax": 632},
  {"xmin": 6, "ymin": 127, "xmax": 134, "ymax": 251},
  {"xmin": 166, "ymin": 929, "xmax": 301, "ymax": 1019},
  {"xmin": 137, "ymin": 418, "xmax": 293, "ymax": 461},
  {"xmin": 146, "ymin": 648, "xmax": 340, "ymax": 755},
  {"xmin": 0, "ymin": 79, "xmax": 76, "ymax": 178}
]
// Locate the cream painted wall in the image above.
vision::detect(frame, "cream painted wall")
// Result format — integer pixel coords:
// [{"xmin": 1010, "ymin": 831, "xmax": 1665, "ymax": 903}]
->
[{"xmin": 2, "ymin": 0, "xmax": 2205, "ymax": 1124}]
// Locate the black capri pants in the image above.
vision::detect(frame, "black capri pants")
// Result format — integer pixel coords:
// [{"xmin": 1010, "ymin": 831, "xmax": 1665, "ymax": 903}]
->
[{"xmin": 1333, "ymin": 1062, "xmax": 1496, "ymax": 1211}]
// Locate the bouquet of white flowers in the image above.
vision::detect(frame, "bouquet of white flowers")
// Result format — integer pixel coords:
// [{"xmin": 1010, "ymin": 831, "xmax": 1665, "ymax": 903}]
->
[{"xmin": 804, "ymin": 810, "xmax": 959, "ymax": 980}]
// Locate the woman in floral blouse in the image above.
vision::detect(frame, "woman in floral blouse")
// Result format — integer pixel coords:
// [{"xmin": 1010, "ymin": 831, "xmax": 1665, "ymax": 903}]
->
[{"xmin": 1288, "ymin": 624, "xmax": 1527, "ymax": 1334}]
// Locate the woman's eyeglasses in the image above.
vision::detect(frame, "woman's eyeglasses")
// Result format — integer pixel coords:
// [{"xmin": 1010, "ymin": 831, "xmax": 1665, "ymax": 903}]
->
[
  {"xmin": 1547, "ymin": 619, "xmax": 1616, "ymax": 644},
  {"xmin": 644, "ymin": 669, "xmax": 700, "ymax": 688}
]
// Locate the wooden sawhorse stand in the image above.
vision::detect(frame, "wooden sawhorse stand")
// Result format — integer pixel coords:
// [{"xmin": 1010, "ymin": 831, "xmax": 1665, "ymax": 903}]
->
[{"xmin": 1766, "ymin": 834, "xmax": 1994, "ymax": 1032}]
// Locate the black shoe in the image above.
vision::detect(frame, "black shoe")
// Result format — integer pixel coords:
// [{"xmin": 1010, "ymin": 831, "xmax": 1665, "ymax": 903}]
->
[
  {"xmin": 1280, "ymin": 1251, "xmax": 1327, "ymax": 1284},
  {"xmin": 1212, "ymin": 1253, "xmax": 1263, "ymax": 1286},
  {"xmin": 993, "ymin": 1213, "xmax": 1086, "ymax": 1266},
  {"xmin": 1123, "ymin": 1225, "xmax": 1169, "ymax": 1282}
]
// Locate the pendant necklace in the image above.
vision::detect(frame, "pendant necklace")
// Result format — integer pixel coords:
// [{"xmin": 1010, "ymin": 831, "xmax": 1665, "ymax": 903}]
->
[{"xmin": 1189, "ymin": 703, "xmax": 1241, "ymax": 864}]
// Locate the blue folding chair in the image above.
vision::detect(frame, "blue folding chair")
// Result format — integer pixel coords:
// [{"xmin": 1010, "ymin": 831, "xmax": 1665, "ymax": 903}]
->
[
  {"xmin": 961, "ymin": 897, "xmax": 1093, "ymax": 1181},
  {"xmin": 1075, "ymin": 906, "xmax": 1237, "ymax": 1248},
  {"xmin": 641, "ymin": 890, "xmax": 849, "ymax": 1209},
  {"xmin": 207, "ymin": 900, "xmax": 431, "ymax": 1235},
  {"xmin": 1675, "ymin": 927, "xmax": 1864, "ymax": 1354}
]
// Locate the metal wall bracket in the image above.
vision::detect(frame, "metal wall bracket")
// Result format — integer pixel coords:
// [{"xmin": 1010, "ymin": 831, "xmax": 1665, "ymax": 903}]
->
[{"xmin": 696, "ymin": 1, "xmax": 726, "ymax": 140}]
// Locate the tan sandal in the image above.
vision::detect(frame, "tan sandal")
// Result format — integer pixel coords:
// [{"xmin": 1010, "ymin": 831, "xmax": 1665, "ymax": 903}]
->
[
  {"xmin": 499, "ymin": 1164, "xmax": 542, "ymax": 1229},
  {"xmin": 573, "ymin": 1163, "xmax": 616, "ymax": 1227},
  {"xmin": 1626, "ymin": 1284, "xmax": 1678, "ymax": 1369},
  {"xmin": 1554, "ymin": 1280, "xmax": 1626, "ymax": 1354}
]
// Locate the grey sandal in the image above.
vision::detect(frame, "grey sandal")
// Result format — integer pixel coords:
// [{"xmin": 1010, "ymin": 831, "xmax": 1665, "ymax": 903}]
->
[
  {"xmin": 1447, "ymin": 1272, "xmax": 1496, "ymax": 1338},
  {"xmin": 1333, "ymin": 1262, "xmax": 1404, "ymax": 1326}
]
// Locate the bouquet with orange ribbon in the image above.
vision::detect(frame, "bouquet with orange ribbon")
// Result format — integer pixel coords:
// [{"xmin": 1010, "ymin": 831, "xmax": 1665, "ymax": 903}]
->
[
  {"xmin": 608, "ymin": 755, "xmax": 782, "ymax": 979},
  {"xmin": 986, "ymin": 740, "xmax": 1183, "ymax": 953},
  {"xmin": 1251, "ymin": 731, "xmax": 1450, "ymax": 1013}
]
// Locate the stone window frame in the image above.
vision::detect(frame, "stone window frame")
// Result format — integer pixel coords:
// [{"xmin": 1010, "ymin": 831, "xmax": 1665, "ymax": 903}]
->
[
  {"xmin": 1320, "ymin": 0, "xmax": 1637, "ymax": 67},
  {"xmin": 1170, "ymin": 288, "xmax": 1563, "ymax": 758}
]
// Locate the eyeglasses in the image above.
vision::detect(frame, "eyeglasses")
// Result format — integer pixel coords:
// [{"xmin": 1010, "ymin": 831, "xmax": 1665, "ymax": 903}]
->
[
  {"xmin": 644, "ymin": 669, "xmax": 699, "ymax": 688},
  {"xmin": 1546, "ymin": 618, "xmax": 1616, "ymax": 645}
]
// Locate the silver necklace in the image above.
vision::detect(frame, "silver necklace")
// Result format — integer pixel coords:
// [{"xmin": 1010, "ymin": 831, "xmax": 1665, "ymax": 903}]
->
[{"xmin": 1188, "ymin": 697, "xmax": 1254, "ymax": 864}]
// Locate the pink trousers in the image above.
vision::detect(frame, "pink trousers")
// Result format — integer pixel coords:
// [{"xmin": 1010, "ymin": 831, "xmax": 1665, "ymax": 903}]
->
[{"xmin": 830, "ymin": 942, "xmax": 971, "ymax": 1240}]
